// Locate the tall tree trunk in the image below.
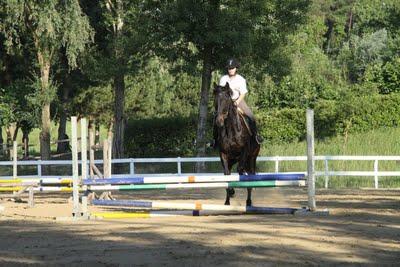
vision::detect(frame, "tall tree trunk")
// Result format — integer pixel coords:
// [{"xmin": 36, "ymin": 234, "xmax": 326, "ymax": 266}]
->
[
  {"xmin": 38, "ymin": 52, "xmax": 52, "ymax": 162},
  {"xmin": 109, "ymin": 0, "xmax": 125, "ymax": 159},
  {"xmin": 113, "ymin": 72, "xmax": 125, "ymax": 158},
  {"xmin": 195, "ymin": 51, "xmax": 213, "ymax": 172},
  {"xmin": 6, "ymin": 124, "xmax": 17, "ymax": 160},
  {"xmin": 22, "ymin": 128, "xmax": 29, "ymax": 159},
  {"xmin": 0, "ymin": 126, "xmax": 3, "ymax": 155},
  {"xmin": 95, "ymin": 123, "xmax": 100, "ymax": 145},
  {"xmin": 57, "ymin": 70, "xmax": 71, "ymax": 153}
]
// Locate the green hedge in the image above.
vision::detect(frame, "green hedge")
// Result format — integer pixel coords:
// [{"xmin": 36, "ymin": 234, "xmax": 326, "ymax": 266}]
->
[
  {"xmin": 124, "ymin": 93, "xmax": 400, "ymax": 156},
  {"xmin": 124, "ymin": 116, "xmax": 200, "ymax": 157},
  {"xmin": 257, "ymin": 93, "xmax": 400, "ymax": 144},
  {"xmin": 257, "ymin": 108, "xmax": 306, "ymax": 143}
]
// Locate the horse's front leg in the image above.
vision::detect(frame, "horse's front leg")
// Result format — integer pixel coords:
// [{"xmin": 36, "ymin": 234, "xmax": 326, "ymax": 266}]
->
[
  {"xmin": 239, "ymin": 152, "xmax": 253, "ymax": 207},
  {"xmin": 220, "ymin": 152, "xmax": 234, "ymax": 205}
]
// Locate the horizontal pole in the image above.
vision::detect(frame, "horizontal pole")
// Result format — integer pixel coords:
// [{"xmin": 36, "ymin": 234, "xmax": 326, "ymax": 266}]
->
[
  {"xmin": 0, "ymin": 186, "xmax": 79, "ymax": 192},
  {"xmin": 92, "ymin": 199, "xmax": 300, "ymax": 214},
  {"xmin": 91, "ymin": 210, "xmax": 232, "ymax": 218},
  {"xmin": 4, "ymin": 155, "xmax": 400, "ymax": 167},
  {"xmin": 83, "ymin": 173, "xmax": 305, "ymax": 185},
  {"xmin": 315, "ymin": 171, "xmax": 400, "ymax": 176},
  {"xmin": 0, "ymin": 178, "xmax": 72, "ymax": 185},
  {"xmin": 87, "ymin": 180, "xmax": 306, "ymax": 191}
]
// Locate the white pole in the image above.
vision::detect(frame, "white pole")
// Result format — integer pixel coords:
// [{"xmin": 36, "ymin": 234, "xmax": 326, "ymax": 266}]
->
[
  {"xmin": 108, "ymin": 137, "xmax": 112, "ymax": 178},
  {"xmin": 13, "ymin": 141, "xmax": 17, "ymax": 179},
  {"xmin": 89, "ymin": 122, "xmax": 95, "ymax": 178},
  {"xmin": 103, "ymin": 139, "xmax": 109, "ymax": 178},
  {"xmin": 80, "ymin": 118, "xmax": 88, "ymax": 217},
  {"xmin": 274, "ymin": 157, "xmax": 279, "ymax": 173},
  {"xmin": 374, "ymin": 159, "xmax": 379, "ymax": 189},
  {"xmin": 324, "ymin": 159, "xmax": 329, "ymax": 189},
  {"xmin": 177, "ymin": 157, "xmax": 182, "ymax": 175},
  {"xmin": 306, "ymin": 109, "xmax": 316, "ymax": 211},
  {"xmin": 81, "ymin": 118, "xmax": 88, "ymax": 180},
  {"xmin": 71, "ymin": 116, "xmax": 80, "ymax": 217}
]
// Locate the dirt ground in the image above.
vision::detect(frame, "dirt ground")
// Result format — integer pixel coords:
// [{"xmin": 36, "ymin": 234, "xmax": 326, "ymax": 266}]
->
[{"xmin": 0, "ymin": 188, "xmax": 399, "ymax": 266}]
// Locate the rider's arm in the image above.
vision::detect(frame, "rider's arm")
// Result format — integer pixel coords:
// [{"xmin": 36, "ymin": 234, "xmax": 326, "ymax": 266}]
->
[
  {"xmin": 235, "ymin": 77, "xmax": 248, "ymax": 105},
  {"xmin": 235, "ymin": 92, "xmax": 246, "ymax": 106}
]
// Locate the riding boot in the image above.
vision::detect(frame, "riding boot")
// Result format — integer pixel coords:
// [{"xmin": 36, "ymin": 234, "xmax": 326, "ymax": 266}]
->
[
  {"xmin": 212, "ymin": 122, "xmax": 219, "ymax": 149},
  {"xmin": 249, "ymin": 119, "xmax": 263, "ymax": 144}
]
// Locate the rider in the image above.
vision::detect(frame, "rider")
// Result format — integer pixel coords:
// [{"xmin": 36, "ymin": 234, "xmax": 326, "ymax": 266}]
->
[{"xmin": 214, "ymin": 58, "xmax": 263, "ymax": 146}]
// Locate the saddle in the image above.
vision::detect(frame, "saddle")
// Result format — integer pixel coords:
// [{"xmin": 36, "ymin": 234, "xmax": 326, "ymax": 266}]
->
[{"xmin": 237, "ymin": 107, "xmax": 253, "ymax": 136}]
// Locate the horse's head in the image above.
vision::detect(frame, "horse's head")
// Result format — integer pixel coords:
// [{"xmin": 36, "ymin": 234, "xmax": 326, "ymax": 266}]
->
[{"xmin": 213, "ymin": 82, "xmax": 234, "ymax": 128}]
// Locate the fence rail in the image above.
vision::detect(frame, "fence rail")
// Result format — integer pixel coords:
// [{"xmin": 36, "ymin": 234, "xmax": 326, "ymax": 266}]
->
[{"xmin": 1, "ymin": 155, "xmax": 400, "ymax": 189}]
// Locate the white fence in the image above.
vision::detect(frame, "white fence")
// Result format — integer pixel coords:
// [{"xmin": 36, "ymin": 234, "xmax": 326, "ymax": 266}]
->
[{"xmin": 1, "ymin": 155, "xmax": 400, "ymax": 189}]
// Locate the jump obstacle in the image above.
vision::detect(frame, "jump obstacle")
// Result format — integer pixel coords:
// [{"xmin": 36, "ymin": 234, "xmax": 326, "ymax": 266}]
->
[
  {"xmin": 65, "ymin": 109, "xmax": 327, "ymax": 220},
  {"xmin": 0, "ymin": 158, "xmax": 75, "ymax": 207},
  {"xmin": 0, "ymin": 116, "xmax": 108, "ymax": 206}
]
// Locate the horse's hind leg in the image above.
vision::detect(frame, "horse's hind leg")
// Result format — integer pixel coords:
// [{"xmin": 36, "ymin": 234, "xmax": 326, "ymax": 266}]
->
[
  {"xmin": 221, "ymin": 154, "xmax": 234, "ymax": 205},
  {"xmin": 246, "ymin": 188, "xmax": 252, "ymax": 206},
  {"xmin": 245, "ymin": 156, "xmax": 257, "ymax": 207}
]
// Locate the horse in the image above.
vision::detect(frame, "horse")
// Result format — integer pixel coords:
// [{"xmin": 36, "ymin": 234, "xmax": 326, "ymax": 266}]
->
[{"xmin": 213, "ymin": 82, "xmax": 261, "ymax": 206}]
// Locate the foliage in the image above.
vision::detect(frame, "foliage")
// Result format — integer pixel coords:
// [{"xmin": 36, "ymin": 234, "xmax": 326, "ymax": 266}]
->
[
  {"xmin": 72, "ymin": 85, "xmax": 113, "ymax": 125},
  {"xmin": 257, "ymin": 108, "xmax": 306, "ymax": 143},
  {"xmin": 2, "ymin": 0, "xmax": 400, "ymax": 160},
  {"xmin": 0, "ymin": 79, "xmax": 38, "ymax": 131},
  {"xmin": 124, "ymin": 57, "xmax": 200, "ymax": 119},
  {"xmin": 1, "ymin": 0, "xmax": 93, "ymax": 68},
  {"xmin": 364, "ymin": 57, "xmax": 400, "ymax": 94},
  {"xmin": 124, "ymin": 116, "xmax": 198, "ymax": 157}
]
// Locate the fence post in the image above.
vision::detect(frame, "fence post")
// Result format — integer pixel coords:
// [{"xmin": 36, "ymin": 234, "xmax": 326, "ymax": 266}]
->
[
  {"xmin": 81, "ymin": 118, "xmax": 87, "ymax": 180},
  {"xmin": 89, "ymin": 120, "xmax": 95, "ymax": 178},
  {"xmin": 12, "ymin": 141, "xmax": 17, "ymax": 179},
  {"xmin": 324, "ymin": 159, "xmax": 329, "ymax": 189},
  {"xmin": 307, "ymin": 109, "xmax": 316, "ymax": 211},
  {"xmin": 374, "ymin": 159, "xmax": 379, "ymax": 189},
  {"xmin": 71, "ymin": 116, "xmax": 81, "ymax": 217},
  {"xmin": 103, "ymin": 140, "xmax": 109, "ymax": 178},
  {"xmin": 28, "ymin": 186, "xmax": 34, "ymax": 208},
  {"xmin": 107, "ymin": 137, "xmax": 112, "ymax": 177},
  {"xmin": 274, "ymin": 157, "xmax": 279, "ymax": 173},
  {"xmin": 37, "ymin": 160, "xmax": 42, "ymax": 177},
  {"xmin": 130, "ymin": 159, "xmax": 135, "ymax": 175},
  {"xmin": 177, "ymin": 157, "xmax": 182, "ymax": 175}
]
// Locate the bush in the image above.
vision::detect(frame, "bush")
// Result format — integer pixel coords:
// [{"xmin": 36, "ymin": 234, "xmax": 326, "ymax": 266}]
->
[
  {"xmin": 257, "ymin": 108, "xmax": 305, "ymax": 143},
  {"xmin": 257, "ymin": 93, "xmax": 400, "ymax": 144},
  {"xmin": 124, "ymin": 93, "xmax": 400, "ymax": 157},
  {"xmin": 124, "ymin": 116, "xmax": 200, "ymax": 157}
]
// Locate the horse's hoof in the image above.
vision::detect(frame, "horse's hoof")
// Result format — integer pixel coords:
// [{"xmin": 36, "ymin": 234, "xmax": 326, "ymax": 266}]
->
[
  {"xmin": 246, "ymin": 200, "xmax": 252, "ymax": 207},
  {"xmin": 224, "ymin": 201, "xmax": 230, "ymax": 205},
  {"xmin": 228, "ymin": 188, "xmax": 235, "ymax": 197}
]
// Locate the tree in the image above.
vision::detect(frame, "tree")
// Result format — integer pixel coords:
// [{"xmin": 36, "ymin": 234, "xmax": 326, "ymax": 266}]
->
[
  {"xmin": 1, "ymin": 0, "xmax": 93, "ymax": 160},
  {"xmin": 80, "ymin": 0, "xmax": 145, "ymax": 159},
  {"xmin": 142, "ymin": 0, "xmax": 310, "ymax": 169}
]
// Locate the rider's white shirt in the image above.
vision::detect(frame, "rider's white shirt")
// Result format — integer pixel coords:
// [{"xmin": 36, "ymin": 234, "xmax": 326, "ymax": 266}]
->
[{"xmin": 219, "ymin": 74, "xmax": 247, "ymax": 100}]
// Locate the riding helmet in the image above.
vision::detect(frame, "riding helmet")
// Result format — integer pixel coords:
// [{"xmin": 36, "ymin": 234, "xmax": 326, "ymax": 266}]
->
[{"xmin": 225, "ymin": 58, "xmax": 240, "ymax": 69}]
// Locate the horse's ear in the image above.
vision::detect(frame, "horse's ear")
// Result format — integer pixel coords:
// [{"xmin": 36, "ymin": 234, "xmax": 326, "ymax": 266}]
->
[
  {"xmin": 213, "ymin": 83, "xmax": 219, "ymax": 94},
  {"xmin": 225, "ymin": 82, "xmax": 233, "ymax": 96}
]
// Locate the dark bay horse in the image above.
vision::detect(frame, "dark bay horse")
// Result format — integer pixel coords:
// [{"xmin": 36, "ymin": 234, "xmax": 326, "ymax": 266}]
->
[{"xmin": 213, "ymin": 83, "xmax": 260, "ymax": 206}]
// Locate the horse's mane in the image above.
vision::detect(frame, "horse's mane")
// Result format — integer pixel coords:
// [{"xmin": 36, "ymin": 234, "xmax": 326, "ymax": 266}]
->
[{"xmin": 215, "ymin": 85, "xmax": 243, "ymax": 141}]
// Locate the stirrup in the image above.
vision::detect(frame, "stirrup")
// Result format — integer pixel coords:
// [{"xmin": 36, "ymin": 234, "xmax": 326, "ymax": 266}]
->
[{"xmin": 255, "ymin": 134, "xmax": 263, "ymax": 144}]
